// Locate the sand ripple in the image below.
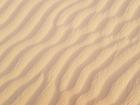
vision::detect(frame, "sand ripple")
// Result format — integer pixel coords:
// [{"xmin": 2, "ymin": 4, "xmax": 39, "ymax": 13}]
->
[{"xmin": 0, "ymin": 0, "xmax": 140, "ymax": 105}]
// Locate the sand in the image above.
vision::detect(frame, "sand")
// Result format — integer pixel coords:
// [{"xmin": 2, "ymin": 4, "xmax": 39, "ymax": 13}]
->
[{"xmin": 0, "ymin": 0, "xmax": 140, "ymax": 105}]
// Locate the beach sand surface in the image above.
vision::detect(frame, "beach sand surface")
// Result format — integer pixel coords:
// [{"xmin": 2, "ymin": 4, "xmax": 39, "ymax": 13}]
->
[{"xmin": 0, "ymin": 0, "xmax": 140, "ymax": 105}]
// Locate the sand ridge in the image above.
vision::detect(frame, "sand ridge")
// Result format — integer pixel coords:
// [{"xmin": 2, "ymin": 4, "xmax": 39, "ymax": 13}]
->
[{"xmin": 0, "ymin": 0, "xmax": 140, "ymax": 105}]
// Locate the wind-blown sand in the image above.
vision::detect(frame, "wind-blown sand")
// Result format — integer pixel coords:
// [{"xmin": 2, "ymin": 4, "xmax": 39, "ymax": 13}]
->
[{"xmin": 0, "ymin": 0, "xmax": 140, "ymax": 105}]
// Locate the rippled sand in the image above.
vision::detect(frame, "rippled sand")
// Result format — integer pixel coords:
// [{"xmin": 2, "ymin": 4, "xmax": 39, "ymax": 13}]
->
[{"xmin": 0, "ymin": 0, "xmax": 140, "ymax": 105}]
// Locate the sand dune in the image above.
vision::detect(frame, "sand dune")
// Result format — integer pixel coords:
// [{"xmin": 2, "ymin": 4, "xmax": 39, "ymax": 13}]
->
[{"xmin": 0, "ymin": 0, "xmax": 140, "ymax": 105}]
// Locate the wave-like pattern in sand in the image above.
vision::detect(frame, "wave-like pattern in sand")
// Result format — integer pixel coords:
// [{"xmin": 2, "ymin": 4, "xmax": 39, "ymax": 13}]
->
[{"xmin": 0, "ymin": 0, "xmax": 140, "ymax": 105}]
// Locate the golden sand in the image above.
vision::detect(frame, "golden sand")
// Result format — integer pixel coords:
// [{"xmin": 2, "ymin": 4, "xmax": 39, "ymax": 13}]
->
[{"xmin": 0, "ymin": 0, "xmax": 140, "ymax": 105}]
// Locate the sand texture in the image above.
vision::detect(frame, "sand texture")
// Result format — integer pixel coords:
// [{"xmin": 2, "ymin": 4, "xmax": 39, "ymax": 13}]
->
[{"xmin": 0, "ymin": 0, "xmax": 140, "ymax": 105}]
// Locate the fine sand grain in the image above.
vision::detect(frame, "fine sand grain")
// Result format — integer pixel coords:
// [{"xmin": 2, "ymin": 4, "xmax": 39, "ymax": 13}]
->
[{"xmin": 0, "ymin": 0, "xmax": 140, "ymax": 105}]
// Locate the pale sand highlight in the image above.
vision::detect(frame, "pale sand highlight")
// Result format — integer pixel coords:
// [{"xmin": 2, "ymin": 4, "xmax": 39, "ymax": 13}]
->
[{"xmin": 0, "ymin": 0, "xmax": 140, "ymax": 105}]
